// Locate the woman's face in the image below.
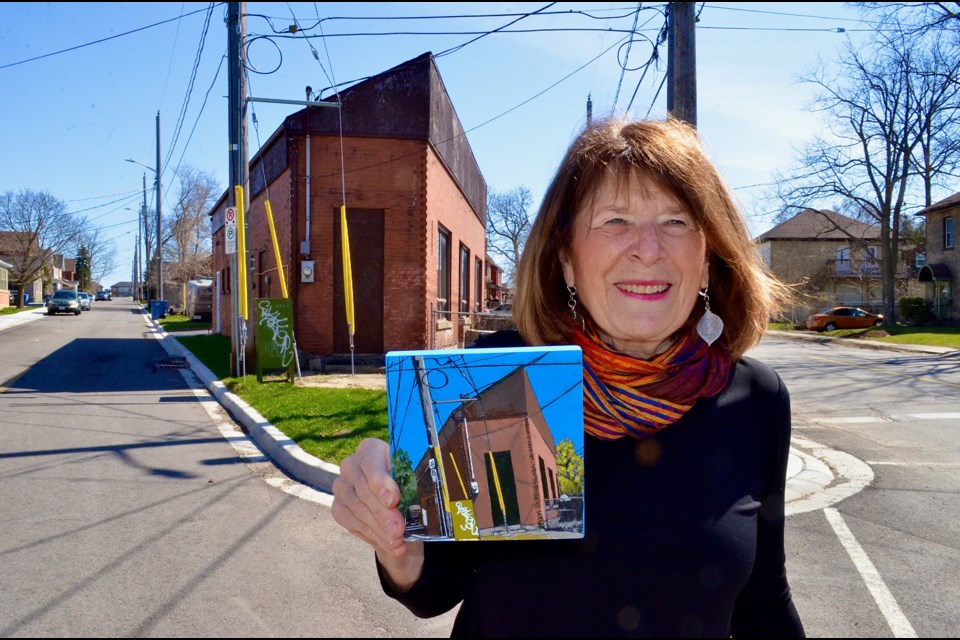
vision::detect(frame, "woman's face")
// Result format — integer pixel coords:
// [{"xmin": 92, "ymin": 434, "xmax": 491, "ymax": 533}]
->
[{"xmin": 560, "ymin": 171, "xmax": 709, "ymax": 358}]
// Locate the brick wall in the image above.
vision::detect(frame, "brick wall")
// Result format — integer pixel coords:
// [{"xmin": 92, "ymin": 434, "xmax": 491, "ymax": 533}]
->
[{"xmin": 212, "ymin": 132, "xmax": 487, "ymax": 357}]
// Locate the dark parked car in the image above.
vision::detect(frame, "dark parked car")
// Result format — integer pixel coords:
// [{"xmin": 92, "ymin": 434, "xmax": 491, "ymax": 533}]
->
[
  {"xmin": 807, "ymin": 306, "xmax": 884, "ymax": 332},
  {"xmin": 47, "ymin": 290, "xmax": 81, "ymax": 316}
]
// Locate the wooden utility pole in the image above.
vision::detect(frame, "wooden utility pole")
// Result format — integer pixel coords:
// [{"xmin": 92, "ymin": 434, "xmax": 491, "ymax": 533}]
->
[
  {"xmin": 228, "ymin": 2, "xmax": 250, "ymax": 376},
  {"xmin": 667, "ymin": 2, "xmax": 697, "ymax": 127}
]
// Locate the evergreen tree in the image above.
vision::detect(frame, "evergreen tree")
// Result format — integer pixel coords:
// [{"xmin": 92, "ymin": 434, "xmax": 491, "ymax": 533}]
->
[{"xmin": 75, "ymin": 244, "xmax": 92, "ymax": 291}]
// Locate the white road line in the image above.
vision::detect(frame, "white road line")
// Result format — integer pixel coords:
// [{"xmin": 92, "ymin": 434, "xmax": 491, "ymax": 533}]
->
[
  {"xmin": 903, "ymin": 412, "xmax": 960, "ymax": 420},
  {"xmin": 866, "ymin": 461, "xmax": 960, "ymax": 467},
  {"xmin": 806, "ymin": 412, "xmax": 960, "ymax": 426},
  {"xmin": 824, "ymin": 508, "xmax": 917, "ymax": 639}
]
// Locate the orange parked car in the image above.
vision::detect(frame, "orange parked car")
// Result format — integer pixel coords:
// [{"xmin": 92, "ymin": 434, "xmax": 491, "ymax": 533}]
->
[{"xmin": 806, "ymin": 306, "xmax": 884, "ymax": 332}]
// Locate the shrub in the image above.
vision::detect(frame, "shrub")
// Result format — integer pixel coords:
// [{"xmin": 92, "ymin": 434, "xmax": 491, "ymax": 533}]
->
[{"xmin": 899, "ymin": 297, "xmax": 927, "ymax": 324}]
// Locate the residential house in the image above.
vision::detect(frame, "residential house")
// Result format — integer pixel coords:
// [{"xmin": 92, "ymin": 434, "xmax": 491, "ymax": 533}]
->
[
  {"xmin": 50, "ymin": 254, "xmax": 77, "ymax": 292},
  {"xmin": 915, "ymin": 192, "xmax": 958, "ymax": 321},
  {"xmin": 209, "ymin": 52, "xmax": 488, "ymax": 357},
  {"xmin": 0, "ymin": 231, "xmax": 45, "ymax": 305},
  {"xmin": 0, "ymin": 258, "xmax": 11, "ymax": 309},
  {"xmin": 484, "ymin": 255, "xmax": 507, "ymax": 308},
  {"xmin": 111, "ymin": 282, "xmax": 134, "ymax": 297},
  {"xmin": 755, "ymin": 208, "xmax": 922, "ymax": 321}
]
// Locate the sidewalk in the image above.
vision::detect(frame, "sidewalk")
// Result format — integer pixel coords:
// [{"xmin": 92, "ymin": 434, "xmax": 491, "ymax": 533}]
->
[{"xmin": 0, "ymin": 304, "xmax": 47, "ymax": 331}]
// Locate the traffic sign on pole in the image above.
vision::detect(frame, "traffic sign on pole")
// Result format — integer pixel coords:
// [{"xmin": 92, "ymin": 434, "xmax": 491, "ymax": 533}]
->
[{"xmin": 225, "ymin": 206, "xmax": 237, "ymax": 254}]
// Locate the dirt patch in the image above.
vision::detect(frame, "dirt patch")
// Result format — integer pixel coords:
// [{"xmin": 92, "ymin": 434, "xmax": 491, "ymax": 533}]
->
[
  {"xmin": 296, "ymin": 372, "xmax": 386, "ymax": 390},
  {"xmin": 855, "ymin": 329, "xmax": 891, "ymax": 339}
]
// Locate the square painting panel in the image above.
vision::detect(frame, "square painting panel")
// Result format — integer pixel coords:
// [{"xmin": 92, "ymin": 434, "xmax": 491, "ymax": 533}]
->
[{"xmin": 385, "ymin": 345, "xmax": 584, "ymax": 541}]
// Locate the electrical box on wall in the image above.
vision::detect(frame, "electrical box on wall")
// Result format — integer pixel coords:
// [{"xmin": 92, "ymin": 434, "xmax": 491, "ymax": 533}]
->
[{"xmin": 301, "ymin": 260, "xmax": 315, "ymax": 283}]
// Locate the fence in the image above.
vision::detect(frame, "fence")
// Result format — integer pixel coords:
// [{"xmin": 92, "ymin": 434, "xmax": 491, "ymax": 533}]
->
[{"xmin": 430, "ymin": 306, "xmax": 516, "ymax": 350}]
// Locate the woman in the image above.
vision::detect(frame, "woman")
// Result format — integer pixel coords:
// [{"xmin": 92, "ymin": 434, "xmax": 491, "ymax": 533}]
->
[{"xmin": 332, "ymin": 117, "xmax": 804, "ymax": 637}]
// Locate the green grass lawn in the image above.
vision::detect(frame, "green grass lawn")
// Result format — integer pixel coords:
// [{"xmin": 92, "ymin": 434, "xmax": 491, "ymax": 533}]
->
[
  {"xmin": 173, "ymin": 333, "xmax": 387, "ymax": 465},
  {"xmin": 834, "ymin": 325, "xmax": 960, "ymax": 349},
  {"xmin": 226, "ymin": 377, "xmax": 387, "ymax": 465},
  {"xmin": 0, "ymin": 306, "xmax": 37, "ymax": 316},
  {"xmin": 158, "ymin": 313, "xmax": 212, "ymax": 333}
]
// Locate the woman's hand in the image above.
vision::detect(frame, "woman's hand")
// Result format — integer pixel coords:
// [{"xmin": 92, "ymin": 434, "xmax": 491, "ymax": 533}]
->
[{"xmin": 332, "ymin": 438, "xmax": 424, "ymax": 591}]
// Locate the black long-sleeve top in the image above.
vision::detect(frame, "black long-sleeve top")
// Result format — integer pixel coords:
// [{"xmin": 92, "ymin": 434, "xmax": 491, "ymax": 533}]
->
[{"xmin": 380, "ymin": 331, "xmax": 804, "ymax": 637}]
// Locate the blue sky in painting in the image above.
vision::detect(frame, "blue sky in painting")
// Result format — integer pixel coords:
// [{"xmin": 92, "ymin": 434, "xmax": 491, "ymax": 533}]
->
[{"xmin": 385, "ymin": 345, "xmax": 583, "ymax": 461}]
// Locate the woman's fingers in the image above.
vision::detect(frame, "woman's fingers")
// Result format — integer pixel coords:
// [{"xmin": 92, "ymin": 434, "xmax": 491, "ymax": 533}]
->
[{"xmin": 332, "ymin": 439, "xmax": 406, "ymax": 554}]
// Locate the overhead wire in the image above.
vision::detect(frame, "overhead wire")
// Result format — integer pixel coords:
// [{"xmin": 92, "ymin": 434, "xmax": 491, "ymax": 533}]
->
[{"xmin": 163, "ymin": 3, "xmax": 216, "ymax": 179}]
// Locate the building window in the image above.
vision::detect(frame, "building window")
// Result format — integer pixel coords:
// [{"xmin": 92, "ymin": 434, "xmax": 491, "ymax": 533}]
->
[
  {"xmin": 836, "ymin": 247, "xmax": 851, "ymax": 276},
  {"xmin": 437, "ymin": 226, "xmax": 451, "ymax": 318},
  {"xmin": 459, "ymin": 244, "xmax": 470, "ymax": 314},
  {"xmin": 221, "ymin": 267, "xmax": 231, "ymax": 294},
  {"xmin": 475, "ymin": 258, "xmax": 483, "ymax": 313},
  {"xmin": 946, "ymin": 217, "xmax": 955, "ymax": 250}
]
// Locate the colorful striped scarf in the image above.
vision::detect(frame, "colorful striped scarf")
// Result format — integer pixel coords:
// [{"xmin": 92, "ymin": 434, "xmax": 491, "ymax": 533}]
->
[{"xmin": 570, "ymin": 323, "xmax": 734, "ymax": 440}]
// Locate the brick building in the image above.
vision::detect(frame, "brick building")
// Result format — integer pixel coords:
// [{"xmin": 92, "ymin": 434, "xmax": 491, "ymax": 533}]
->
[
  {"xmin": 210, "ymin": 53, "xmax": 488, "ymax": 358},
  {"xmin": 916, "ymin": 192, "xmax": 958, "ymax": 321}
]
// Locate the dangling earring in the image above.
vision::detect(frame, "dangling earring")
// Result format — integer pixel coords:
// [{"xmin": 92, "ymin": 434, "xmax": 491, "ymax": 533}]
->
[
  {"xmin": 697, "ymin": 288, "xmax": 724, "ymax": 346},
  {"xmin": 567, "ymin": 285, "xmax": 585, "ymax": 331}
]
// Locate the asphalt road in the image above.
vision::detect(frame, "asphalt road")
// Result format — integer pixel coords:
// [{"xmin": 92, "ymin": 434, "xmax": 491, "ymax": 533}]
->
[
  {"xmin": 750, "ymin": 336, "xmax": 960, "ymax": 638},
  {"xmin": 2, "ymin": 303, "xmax": 958, "ymax": 637},
  {"xmin": 0, "ymin": 301, "xmax": 456, "ymax": 637}
]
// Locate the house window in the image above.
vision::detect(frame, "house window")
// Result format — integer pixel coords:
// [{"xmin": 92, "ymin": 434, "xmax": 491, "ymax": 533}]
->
[
  {"xmin": 475, "ymin": 258, "xmax": 483, "ymax": 313},
  {"xmin": 437, "ymin": 226, "xmax": 451, "ymax": 319},
  {"xmin": 459, "ymin": 244, "xmax": 470, "ymax": 314},
  {"xmin": 864, "ymin": 246, "xmax": 880, "ymax": 275},
  {"xmin": 221, "ymin": 267, "xmax": 231, "ymax": 294},
  {"xmin": 836, "ymin": 247, "xmax": 851, "ymax": 275},
  {"xmin": 946, "ymin": 217, "xmax": 955, "ymax": 250}
]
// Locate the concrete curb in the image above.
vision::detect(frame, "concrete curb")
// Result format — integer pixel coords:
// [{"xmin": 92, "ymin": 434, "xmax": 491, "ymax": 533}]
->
[
  {"xmin": 766, "ymin": 329, "xmax": 957, "ymax": 356},
  {"xmin": 143, "ymin": 307, "xmax": 341, "ymax": 493}
]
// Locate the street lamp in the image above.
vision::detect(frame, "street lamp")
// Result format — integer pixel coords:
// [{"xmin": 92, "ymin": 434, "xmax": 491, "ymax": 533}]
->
[{"xmin": 125, "ymin": 156, "xmax": 161, "ymax": 302}]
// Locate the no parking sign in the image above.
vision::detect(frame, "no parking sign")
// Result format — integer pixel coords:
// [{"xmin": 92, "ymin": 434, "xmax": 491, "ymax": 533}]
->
[{"xmin": 225, "ymin": 207, "xmax": 237, "ymax": 254}]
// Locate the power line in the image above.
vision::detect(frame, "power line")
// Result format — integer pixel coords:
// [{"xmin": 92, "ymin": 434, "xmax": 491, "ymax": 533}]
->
[{"xmin": 0, "ymin": 4, "xmax": 223, "ymax": 71}]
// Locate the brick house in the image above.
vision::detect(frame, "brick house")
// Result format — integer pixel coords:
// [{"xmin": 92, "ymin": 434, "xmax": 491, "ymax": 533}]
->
[
  {"xmin": 915, "ymin": 192, "xmax": 958, "ymax": 321},
  {"xmin": 209, "ymin": 52, "xmax": 487, "ymax": 358},
  {"xmin": 755, "ymin": 208, "xmax": 922, "ymax": 321},
  {"xmin": 484, "ymin": 254, "xmax": 506, "ymax": 308},
  {"xmin": 0, "ymin": 231, "xmax": 45, "ymax": 305}
]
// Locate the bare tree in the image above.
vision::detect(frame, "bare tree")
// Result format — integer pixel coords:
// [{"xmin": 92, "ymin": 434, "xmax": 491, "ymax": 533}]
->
[
  {"xmin": 772, "ymin": 16, "xmax": 960, "ymax": 320},
  {"xmin": 163, "ymin": 165, "xmax": 217, "ymax": 294},
  {"xmin": 78, "ymin": 226, "xmax": 116, "ymax": 289},
  {"xmin": 0, "ymin": 189, "xmax": 83, "ymax": 306},
  {"xmin": 486, "ymin": 186, "xmax": 533, "ymax": 286}
]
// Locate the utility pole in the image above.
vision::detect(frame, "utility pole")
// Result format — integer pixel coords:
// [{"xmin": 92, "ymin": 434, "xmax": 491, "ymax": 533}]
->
[
  {"xmin": 228, "ymin": 2, "xmax": 250, "ymax": 375},
  {"xmin": 155, "ymin": 111, "xmax": 164, "ymax": 303},
  {"xmin": 667, "ymin": 2, "xmax": 697, "ymax": 127},
  {"xmin": 141, "ymin": 172, "xmax": 147, "ymax": 300}
]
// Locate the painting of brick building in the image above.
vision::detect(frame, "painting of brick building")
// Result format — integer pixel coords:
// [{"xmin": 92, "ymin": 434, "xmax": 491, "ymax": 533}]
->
[{"xmin": 386, "ymin": 346, "xmax": 584, "ymax": 541}]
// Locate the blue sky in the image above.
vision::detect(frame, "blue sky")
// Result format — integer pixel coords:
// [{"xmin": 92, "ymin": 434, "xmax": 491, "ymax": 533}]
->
[
  {"xmin": 384, "ymin": 345, "xmax": 584, "ymax": 461},
  {"xmin": 0, "ymin": 2, "xmax": 874, "ymax": 288}
]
